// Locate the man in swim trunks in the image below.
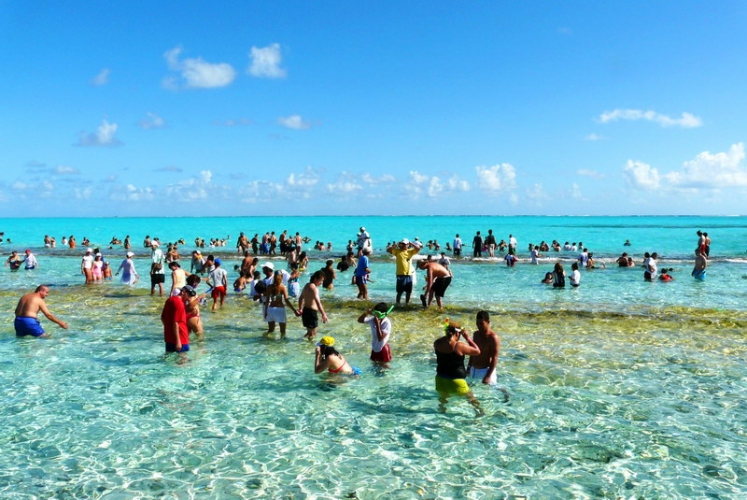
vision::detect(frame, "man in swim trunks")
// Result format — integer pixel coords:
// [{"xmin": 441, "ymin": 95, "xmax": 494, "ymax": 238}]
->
[
  {"xmin": 150, "ymin": 241, "xmax": 165, "ymax": 296},
  {"xmin": 417, "ymin": 258, "xmax": 452, "ymax": 311},
  {"xmin": 692, "ymin": 248, "xmax": 707, "ymax": 281},
  {"xmin": 467, "ymin": 311, "xmax": 500, "ymax": 386},
  {"xmin": 298, "ymin": 270, "xmax": 328, "ymax": 340},
  {"xmin": 14, "ymin": 285, "xmax": 69, "ymax": 337}
]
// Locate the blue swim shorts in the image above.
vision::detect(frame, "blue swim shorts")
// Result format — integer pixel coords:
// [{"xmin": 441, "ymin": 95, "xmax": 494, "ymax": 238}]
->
[
  {"xmin": 15, "ymin": 316, "xmax": 45, "ymax": 337},
  {"xmin": 165, "ymin": 343, "xmax": 190, "ymax": 353}
]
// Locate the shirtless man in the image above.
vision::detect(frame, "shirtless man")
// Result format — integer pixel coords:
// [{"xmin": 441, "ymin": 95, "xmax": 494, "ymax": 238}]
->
[
  {"xmin": 692, "ymin": 248, "xmax": 707, "ymax": 280},
  {"xmin": 14, "ymin": 285, "xmax": 69, "ymax": 337},
  {"xmin": 417, "ymin": 258, "xmax": 452, "ymax": 311},
  {"xmin": 298, "ymin": 271, "xmax": 329, "ymax": 340},
  {"xmin": 467, "ymin": 310, "xmax": 500, "ymax": 386}
]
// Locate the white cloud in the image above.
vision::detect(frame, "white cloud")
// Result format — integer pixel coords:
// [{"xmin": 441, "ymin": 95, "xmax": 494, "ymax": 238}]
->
[
  {"xmin": 287, "ymin": 168, "xmax": 319, "ymax": 187},
  {"xmin": 278, "ymin": 115, "xmax": 311, "ymax": 130},
  {"xmin": 570, "ymin": 183, "xmax": 583, "ymax": 200},
  {"xmin": 407, "ymin": 171, "xmax": 470, "ymax": 198},
  {"xmin": 139, "ymin": 112, "xmax": 166, "ymax": 130},
  {"xmin": 77, "ymin": 119, "xmax": 122, "ymax": 147},
  {"xmin": 163, "ymin": 46, "xmax": 236, "ymax": 89},
  {"xmin": 248, "ymin": 43, "xmax": 286, "ymax": 79},
  {"xmin": 55, "ymin": 165, "xmax": 80, "ymax": 175},
  {"xmin": 598, "ymin": 109, "xmax": 702, "ymax": 128},
  {"xmin": 475, "ymin": 163, "xmax": 517, "ymax": 193},
  {"xmin": 623, "ymin": 143, "xmax": 747, "ymax": 193},
  {"xmin": 109, "ymin": 184, "xmax": 155, "ymax": 202},
  {"xmin": 665, "ymin": 142, "xmax": 747, "ymax": 188},
  {"xmin": 75, "ymin": 187, "xmax": 93, "ymax": 200},
  {"xmin": 199, "ymin": 170, "xmax": 213, "ymax": 184},
  {"xmin": 91, "ymin": 69, "xmax": 110, "ymax": 86},
  {"xmin": 361, "ymin": 173, "xmax": 396, "ymax": 185},
  {"xmin": 525, "ymin": 183, "xmax": 549, "ymax": 202},
  {"xmin": 623, "ymin": 160, "xmax": 661, "ymax": 190}
]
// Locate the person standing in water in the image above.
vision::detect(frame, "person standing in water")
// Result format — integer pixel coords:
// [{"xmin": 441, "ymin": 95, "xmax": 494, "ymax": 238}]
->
[{"xmin": 14, "ymin": 285, "xmax": 69, "ymax": 337}]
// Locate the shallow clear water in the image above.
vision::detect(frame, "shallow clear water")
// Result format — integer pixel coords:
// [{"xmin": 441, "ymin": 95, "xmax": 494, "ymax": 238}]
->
[{"xmin": 1, "ymin": 217, "xmax": 746, "ymax": 498}]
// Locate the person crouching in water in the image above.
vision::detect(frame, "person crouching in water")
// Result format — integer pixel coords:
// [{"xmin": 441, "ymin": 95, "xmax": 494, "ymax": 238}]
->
[{"xmin": 314, "ymin": 336, "xmax": 361, "ymax": 375}]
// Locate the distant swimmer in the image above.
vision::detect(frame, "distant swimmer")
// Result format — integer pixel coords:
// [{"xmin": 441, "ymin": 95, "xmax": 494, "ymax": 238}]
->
[
  {"xmin": 659, "ymin": 268, "xmax": 674, "ymax": 282},
  {"xmin": 624, "ymin": 239, "xmax": 632, "ymax": 246},
  {"xmin": 6, "ymin": 251, "xmax": 22, "ymax": 270},
  {"xmin": 14, "ymin": 285, "xmax": 69, "ymax": 337},
  {"xmin": 692, "ymin": 248, "xmax": 707, "ymax": 281}
]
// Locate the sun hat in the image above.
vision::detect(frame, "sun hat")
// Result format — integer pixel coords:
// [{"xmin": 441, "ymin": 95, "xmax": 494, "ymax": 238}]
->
[
  {"xmin": 400, "ymin": 238, "xmax": 410, "ymax": 245},
  {"xmin": 263, "ymin": 262, "xmax": 275, "ymax": 270},
  {"xmin": 126, "ymin": 251, "xmax": 134, "ymax": 257},
  {"xmin": 181, "ymin": 285, "xmax": 197, "ymax": 296}
]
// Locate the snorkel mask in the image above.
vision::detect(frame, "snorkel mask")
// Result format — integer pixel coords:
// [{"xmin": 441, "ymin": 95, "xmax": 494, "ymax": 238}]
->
[{"xmin": 373, "ymin": 305, "xmax": 394, "ymax": 320}]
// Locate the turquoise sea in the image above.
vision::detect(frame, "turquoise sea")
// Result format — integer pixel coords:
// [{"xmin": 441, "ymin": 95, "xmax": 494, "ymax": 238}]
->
[{"xmin": 1, "ymin": 216, "xmax": 746, "ymax": 498}]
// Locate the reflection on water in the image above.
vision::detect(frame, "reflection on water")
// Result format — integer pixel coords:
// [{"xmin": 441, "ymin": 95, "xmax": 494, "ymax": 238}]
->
[{"xmin": 1, "ymin": 258, "xmax": 746, "ymax": 498}]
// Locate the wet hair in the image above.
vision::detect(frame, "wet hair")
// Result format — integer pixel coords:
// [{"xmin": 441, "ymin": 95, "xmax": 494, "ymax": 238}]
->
[
  {"xmin": 326, "ymin": 260, "xmax": 334, "ymax": 266},
  {"xmin": 476, "ymin": 310, "xmax": 490, "ymax": 323},
  {"xmin": 321, "ymin": 345, "xmax": 340, "ymax": 357},
  {"xmin": 254, "ymin": 281, "xmax": 267, "ymax": 294},
  {"xmin": 311, "ymin": 270, "xmax": 325, "ymax": 282}
]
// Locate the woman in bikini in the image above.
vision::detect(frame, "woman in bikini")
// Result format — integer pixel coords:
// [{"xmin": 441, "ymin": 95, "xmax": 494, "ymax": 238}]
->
[
  {"xmin": 314, "ymin": 336, "xmax": 360, "ymax": 375},
  {"xmin": 184, "ymin": 274, "xmax": 204, "ymax": 340},
  {"xmin": 264, "ymin": 271, "xmax": 299, "ymax": 339}
]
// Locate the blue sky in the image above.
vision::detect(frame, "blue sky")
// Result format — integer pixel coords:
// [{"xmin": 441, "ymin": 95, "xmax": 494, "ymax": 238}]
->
[{"xmin": 2, "ymin": 1, "xmax": 747, "ymax": 216}]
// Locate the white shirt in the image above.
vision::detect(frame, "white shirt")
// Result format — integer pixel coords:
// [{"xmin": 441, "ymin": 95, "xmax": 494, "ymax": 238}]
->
[
  {"xmin": 365, "ymin": 316, "xmax": 392, "ymax": 353},
  {"xmin": 570, "ymin": 269, "xmax": 581, "ymax": 286}
]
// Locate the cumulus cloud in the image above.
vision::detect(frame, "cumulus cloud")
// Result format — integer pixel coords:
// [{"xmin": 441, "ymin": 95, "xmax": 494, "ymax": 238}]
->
[
  {"xmin": 570, "ymin": 183, "xmax": 583, "ymax": 199},
  {"xmin": 77, "ymin": 119, "xmax": 122, "ymax": 147},
  {"xmin": 406, "ymin": 171, "xmax": 470, "ymax": 198},
  {"xmin": 278, "ymin": 115, "xmax": 311, "ymax": 130},
  {"xmin": 109, "ymin": 184, "xmax": 156, "ymax": 202},
  {"xmin": 139, "ymin": 112, "xmax": 166, "ymax": 130},
  {"xmin": 665, "ymin": 142, "xmax": 747, "ymax": 188},
  {"xmin": 623, "ymin": 160, "xmax": 661, "ymax": 190},
  {"xmin": 525, "ymin": 183, "xmax": 549, "ymax": 202},
  {"xmin": 163, "ymin": 46, "xmax": 236, "ymax": 89},
  {"xmin": 475, "ymin": 163, "xmax": 517, "ymax": 193},
  {"xmin": 326, "ymin": 177, "xmax": 363, "ymax": 194},
  {"xmin": 91, "ymin": 68, "xmax": 110, "ymax": 86},
  {"xmin": 623, "ymin": 143, "xmax": 747, "ymax": 193},
  {"xmin": 248, "ymin": 43, "xmax": 286, "ymax": 78},
  {"xmin": 599, "ymin": 109, "xmax": 702, "ymax": 128}
]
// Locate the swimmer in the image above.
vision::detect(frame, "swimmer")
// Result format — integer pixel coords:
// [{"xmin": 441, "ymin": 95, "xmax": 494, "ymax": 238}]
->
[
  {"xmin": 314, "ymin": 336, "xmax": 360, "ymax": 375},
  {"xmin": 692, "ymin": 248, "xmax": 707, "ymax": 281},
  {"xmin": 434, "ymin": 320, "xmax": 481, "ymax": 412},
  {"xmin": 298, "ymin": 271, "xmax": 329, "ymax": 340},
  {"xmin": 14, "ymin": 285, "xmax": 69, "ymax": 337}
]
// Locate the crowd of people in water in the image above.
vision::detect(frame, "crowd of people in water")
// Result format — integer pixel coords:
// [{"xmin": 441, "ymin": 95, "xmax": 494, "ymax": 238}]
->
[{"xmin": 7, "ymin": 226, "xmax": 713, "ymax": 407}]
